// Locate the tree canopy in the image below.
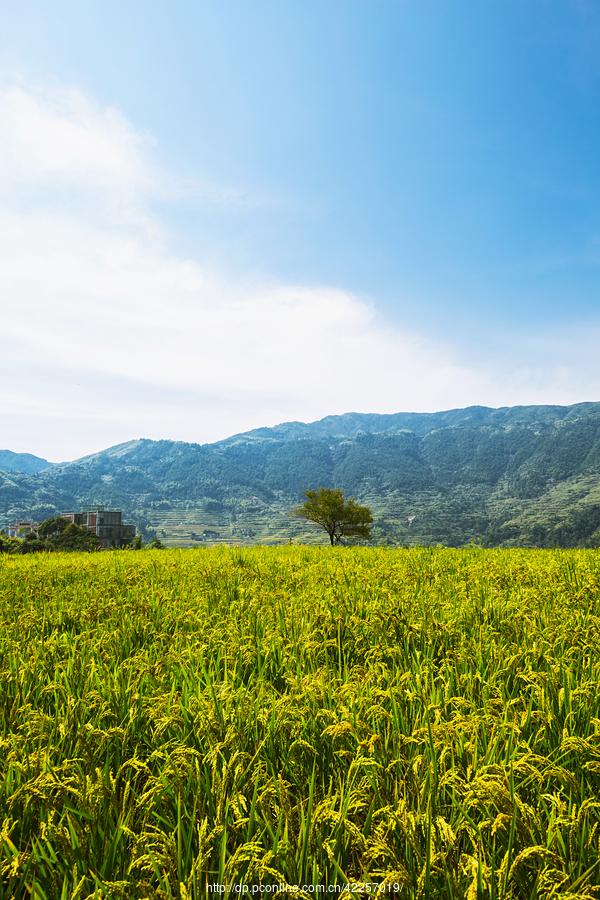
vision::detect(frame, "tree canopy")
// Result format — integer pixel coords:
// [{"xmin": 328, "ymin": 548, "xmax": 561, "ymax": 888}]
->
[
  {"xmin": 292, "ymin": 488, "xmax": 373, "ymax": 545},
  {"xmin": 27, "ymin": 517, "xmax": 101, "ymax": 552},
  {"xmin": 0, "ymin": 517, "xmax": 101, "ymax": 553}
]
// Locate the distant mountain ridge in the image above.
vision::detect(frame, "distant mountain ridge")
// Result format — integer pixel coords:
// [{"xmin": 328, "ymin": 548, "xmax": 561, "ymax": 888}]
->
[
  {"xmin": 2, "ymin": 402, "xmax": 600, "ymax": 547},
  {"xmin": 0, "ymin": 450, "xmax": 53, "ymax": 475},
  {"xmin": 220, "ymin": 402, "xmax": 600, "ymax": 444}
]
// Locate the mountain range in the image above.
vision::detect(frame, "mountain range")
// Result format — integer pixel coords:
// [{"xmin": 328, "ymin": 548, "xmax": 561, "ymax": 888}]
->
[
  {"xmin": 0, "ymin": 450, "xmax": 53, "ymax": 475},
  {"xmin": 2, "ymin": 402, "xmax": 600, "ymax": 547}
]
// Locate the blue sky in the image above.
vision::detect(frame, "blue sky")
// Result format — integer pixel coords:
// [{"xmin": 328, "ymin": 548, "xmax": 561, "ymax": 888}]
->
[{"xmin": 2, "ymin": 1, "xmax": 600, "ymax": 458}]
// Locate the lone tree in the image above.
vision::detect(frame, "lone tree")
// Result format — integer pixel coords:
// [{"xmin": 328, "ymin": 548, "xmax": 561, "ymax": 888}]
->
[{"xmin": 292, "ymin": 488, "xmax": 373, "ymax": 545}]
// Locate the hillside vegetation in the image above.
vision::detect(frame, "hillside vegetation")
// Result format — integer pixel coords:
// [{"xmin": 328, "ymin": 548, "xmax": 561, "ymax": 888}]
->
[
  {"xmin": 0, "ymin": 547, "xmax": 598, "ymax": 897},
  {"xmin": 0, "ymin": 450, "xmax": 52, "ymax": 475},
  {"xmin": 2, "ymin": 403, "xmax": 600, "ymax": 546}
]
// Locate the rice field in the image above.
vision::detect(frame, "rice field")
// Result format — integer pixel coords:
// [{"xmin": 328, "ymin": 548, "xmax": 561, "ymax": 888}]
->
[{"xmin": 0, "ymin": 547, "xmax": 599, "ymax": 898}]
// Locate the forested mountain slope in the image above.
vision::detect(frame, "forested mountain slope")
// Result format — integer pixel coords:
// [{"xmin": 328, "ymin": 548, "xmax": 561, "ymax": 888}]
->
[
  {"xmin": 2, "ymin": 403, "xmax": 600, "ymax": 546},
  {"xmin": 0, "ymin": 450, "xmax": 53, "ymax": 475}
]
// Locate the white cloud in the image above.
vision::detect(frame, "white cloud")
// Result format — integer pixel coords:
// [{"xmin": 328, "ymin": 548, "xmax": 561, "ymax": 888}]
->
[
  {"xmin": 0, "ymin": 80, "xmax": 598, "ymax": 460},
  {"xmin": 0, "ymin": 83, "xmax": 153, "ymax": 196}
]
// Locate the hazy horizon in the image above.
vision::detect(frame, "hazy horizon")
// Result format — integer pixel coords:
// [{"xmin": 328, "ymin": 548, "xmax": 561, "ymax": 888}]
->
[{"xmin": 3, "ymin": 2, "xmax": 600, "ymax": 459}]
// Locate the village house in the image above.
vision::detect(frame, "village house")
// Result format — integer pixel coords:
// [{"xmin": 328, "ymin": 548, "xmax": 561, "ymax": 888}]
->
[
  {"xmin": 61, "ymin": 508, "xmax": 136, "ymax": 548},
  {"xmin": 7, "ymin": 520, "xmax": 38, "ymax": 538}
]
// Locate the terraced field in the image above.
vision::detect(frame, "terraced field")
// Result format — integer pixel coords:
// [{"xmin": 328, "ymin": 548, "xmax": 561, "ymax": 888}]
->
[
  {"xmin": 144, "ymin": 492, "xmax": 487, "ymax": 548},
  {"xmin": 0, "ymin": 547, "xmax": 599, "ymax": 897},
  {"xmin": 143, "ymin": 488, "xmax": 528, "ymax": 548},
  {"xmin": 147, "ymin": 500, "xmax": 318, "ymax": 547}
]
